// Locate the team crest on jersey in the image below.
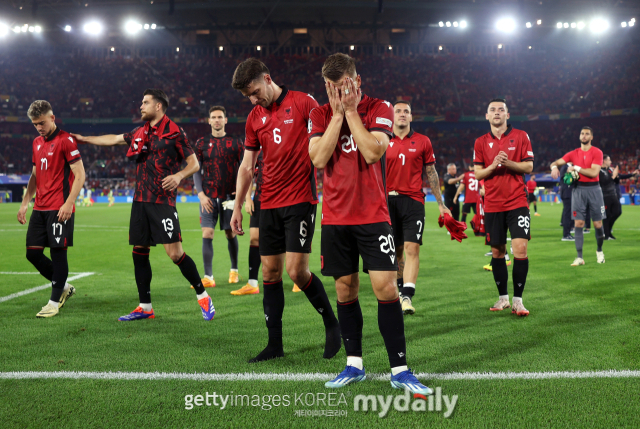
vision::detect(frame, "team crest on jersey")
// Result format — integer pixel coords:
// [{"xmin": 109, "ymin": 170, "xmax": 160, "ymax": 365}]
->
[
  {"xmin": 510, "ymin": 139, "xmax": 515, "ymax": 144},
  {"xmin": 284, "ymin": 107, "xmax": 293, "ymax": 124},
  {"xmin": 227, "ymin": 140, "xmax": 233, "ymax": 148}
]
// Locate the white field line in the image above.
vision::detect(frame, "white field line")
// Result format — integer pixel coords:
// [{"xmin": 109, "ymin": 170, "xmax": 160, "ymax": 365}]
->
[
  {"xmin": 0, "ymin": 272, "xmax": 95, "ymax": 303},
  {"xmin": 0, "ymin": 272, "xmax": 90, "ymax": 275},
  {"xmin": 0, "ymin": 370, "xmax": 638, "ymax": 382}
]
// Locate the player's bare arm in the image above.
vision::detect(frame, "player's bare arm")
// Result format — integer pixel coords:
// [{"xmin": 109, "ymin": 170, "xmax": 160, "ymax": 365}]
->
[
  {"xmin": 501, "ymin": 153, "xmax": 534, "ymax": 174},
  {"xmin": 567, "ymin": 163, "xmax": 601, "ymax": 179},
  {"xmin": 453, "ymin": 183, "xmax": 465, "ymax": 204},
  {"xmin": 244, "ymin": 184, "xmax": 254, "ymax": 216},
  {"xmin": 342, "ymin": 78, "xmax": 389, "ymax": 164},
  {"xmin": 162, "ymin": 153, "xmax": 199, "ymax": 191},
  {"xmin": 17, "ymin": 166, "xmax": 37, "ymax": 225},
  {"xmin": 550, "ymin": 157, "xmax": 567, "ymax": 179},
  {"xmin": 426, "ymin": 164, "xmax": 452, "ymax": 216},
  {"xmin": 71, "ymin": 133, "xmax": 127, "ymax": 146},
  {"xmin": 231, "ymin": 149, "xmax": 259, "ymax": 235},
  {"xmin": 309, "ymin": 81, "xmax": 344, "ymax": 169},
  {"xmin": 57, "ymin": 160, "xmax": 86, "ymax": 222}
]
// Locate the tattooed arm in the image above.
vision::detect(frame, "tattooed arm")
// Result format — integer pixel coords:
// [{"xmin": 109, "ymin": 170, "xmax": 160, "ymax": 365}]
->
[{"xmin": 425, "ymin": 164, "xmax": 452, "ymax": 217}]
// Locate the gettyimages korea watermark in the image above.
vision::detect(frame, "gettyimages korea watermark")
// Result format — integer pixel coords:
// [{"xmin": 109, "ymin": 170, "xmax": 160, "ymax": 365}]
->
[{"xmin": 183, "ymin": 387, "xmax": 457, "ymax": 418}]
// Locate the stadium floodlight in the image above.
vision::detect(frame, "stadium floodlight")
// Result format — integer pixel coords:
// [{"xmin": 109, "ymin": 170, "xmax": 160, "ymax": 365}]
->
[
  {"xmin": 577, "ymin": 21, "xmax": 585, "ymax": 29},
  {"xmin": 151, "ymin": 23, "xmax": 156, "ymax": 29},
  {"xmin": 621, "ymin": 22, "xmax": 627, "ymax": 28},
  {"xmin": 21, "ymin": 24, "xmax": 28, "ymax": 32},
  {"xmin": 438, "ymin": 21, "xmax": 444, "ymax": 27},
  {"xmin": 446, "ymin": 21, "xmax": 451, "ymax": 27},
  {"xmin": 563, "ymin": 23, "xmax": 569, "ymax": 28},
  {"xmin": 176, "ymin": 47, "xmax": 179, "ymax": 52},
  {"xmin": 388, "ymin": 45, "xmax": 392, "ymax": 50},
  {"xmin": 630, "ymin": 21, "xmax": 635, "ymax": 27},
  {"xmin": 125, "ymin": 20, "xmax": 142, "ymax": 34},
  {"xmin": 257, "ymin": 45, "xmax": 261, "ymax": 51},
  {"xmin": 460, "ymin": 20, "xmax": 467, "ymax": 28},
  {"xmin": 537, "ymin": 19, "xmax": 542, "ymax": 25},
  {"xmin": 110, "ymin": 47, "xmax": 115, "ymax": 51},
  {"xmin": 350, "ymin": 45, "xmax": 354, "ymax": 50},
  {"xmin": 438, "ymin": 45, "xmax": 443, "ymax": 51},
  {"xmin": 0, "ymin": 23, "xmax": 8, "ymax": 37},
  {"xmin": 528, "ymin": 46, "xmax": 532, "ymax": 49},
  {"xmin": 143, "ymin": 24, "xmax": 150, "ymax": 30},
  {"xmin": 13, "ymin": 26, "xmax": 20, "ymax": 33},
  {"xmin": 28, "ymin": 26, "xmax": 34, "ymax": 32},
  {"xmin": 590, "ymin": 18, "xmax": 609, "ymax": 34},
  {"xmin": 219, "ymin": 45, "xmax": 223, "ymax": 51},
  {"xmin": 498, "ymin": 44, "xmax": 503, "ymax": 49},
  {"xmin": 496, "ymin": 18, "xmax": 516, "ymax": 33},
  {"xmin": 571, "ymin": 22, "xmax": 576, "ymax": 28},
  {"xmin": 34, "ymin": 25, "xmax": 42, "ymax": 33},
  {"xmin": 556, "ymin": 22, "xmax": 563, "ymax": 29},
  {"xmin": 64, "ymin": 25, "xmax": 72, "ymax": 32},
  {"xmin": 83, "ymin": 21, "xmax": 103, "ymax": 35},
  {"xmin": 526, "ymin": 22, "xmax": 532, "ymax": 28},
  {"xmin": 453, "ymin": 21, "xmax": 459, "ymax": 27}
]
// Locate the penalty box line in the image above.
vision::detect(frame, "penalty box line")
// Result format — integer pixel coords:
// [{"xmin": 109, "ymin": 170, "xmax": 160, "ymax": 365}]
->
[
  {"xmin": 0, "ymin": 272, "xmax": 95, "ymax": 304},
  {"xmin": 0, "ymin": 369, "xmax": 639, "ymax": 382}
]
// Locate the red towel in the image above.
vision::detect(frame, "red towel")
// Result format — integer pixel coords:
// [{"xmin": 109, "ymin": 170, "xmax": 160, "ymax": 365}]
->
[
  {"xmin": 126, "ymin": 115, "xmax": 181, "ymax": 160},
  {"xmin": 438, "ymin": 213, "xmax": 468, "ymax": 242}
]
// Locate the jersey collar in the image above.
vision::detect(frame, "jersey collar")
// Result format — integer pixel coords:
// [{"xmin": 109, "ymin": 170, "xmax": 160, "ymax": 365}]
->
[
  {"xmin": 392, "ymin": 129, "xmax": 414, "ymax": 140},
  {"xmin": 489, "ymin": 124, "xmax": 513, "ymax": 140},
  {"xmin": 44, "ymin": 127, "xmax": 60, "ymax": 142},
  {"xmin": 274, "ymin": 85, "xmax": 288, "ymax": 106}
]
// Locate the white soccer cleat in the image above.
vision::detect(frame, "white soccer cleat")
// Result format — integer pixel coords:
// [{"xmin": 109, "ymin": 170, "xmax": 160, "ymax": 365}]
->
[
  {"xmin": 490, "ymin": 297, "xmax": 511, "ymax": 311},
  {"xmin": 571, "ymin": 258, "xmax": 585, "ymax": 266},
  {"xmin": 511, "ymin": 300, "xmax": 530, "ymax": 317},
  {"xmin": 36, "ymin": 303, "xmax": 59, "ymax": 318},
  {"xmin": 596, "ymin": 251, "xmax": 605, "ymax": 264},
  {"xmin": 58, "ymin": 285, "xmax": 76, "ymax": 309}
]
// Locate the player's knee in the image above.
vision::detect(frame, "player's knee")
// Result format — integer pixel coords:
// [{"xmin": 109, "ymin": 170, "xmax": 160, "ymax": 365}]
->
[
  {"xmin": 224, "ymin": 229, "xmax": 236, "ymax": 240},
  {"xmin": 404, "ymin": 243, "xmax": 420, "ymax": 258},
  {"xmin": 250, "ymin": 237, "xmax": 259, "ymax": 246},
  {"xmin": 167, "ymin": 250, "xmax": 183, "ymax": 263},
  {"xmin": 202, "ymin": 228, "xmax": 214, "ymax": 239},
  {"xmin": 287, "ymin": 268, "xmax": 310, "ymax": 287}
]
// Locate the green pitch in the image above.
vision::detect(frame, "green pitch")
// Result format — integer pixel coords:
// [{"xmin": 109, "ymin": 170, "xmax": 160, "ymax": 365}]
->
[{"xmin": 0, "ymin": 202, "xmax": 638, "ymax": 428}]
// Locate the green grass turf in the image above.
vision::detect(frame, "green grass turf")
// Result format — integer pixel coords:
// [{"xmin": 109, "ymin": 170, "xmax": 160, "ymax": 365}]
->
[{"xmin": 0, "ymin": 202, "xmax": 639, "ymax": 428}]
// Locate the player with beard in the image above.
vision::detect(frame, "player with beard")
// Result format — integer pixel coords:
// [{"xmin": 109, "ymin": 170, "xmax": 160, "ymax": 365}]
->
[
  {"xmin": 551, "ymin": 127, "xmax": 606, "ymax": 265},
  {"xmin": 386, "ymin": 101, "xmax": 450, "ymax": 315},
  {"xmin": 474, "ymin": 99, "xmax": 533, "ymax": 316},
  {"xmin": 310, "ymin": 53, "xmax": 432, "ymax": 395},
  {"xmin": 18, "ymin": 100, "xmax": 86, "ymax": 318},
  {"xmin": 230, "ymin": 58, "xmax": 341, "ymax": 362},
  {"xmin": 73, "ymin": 89, "xmax": 215, "ymax": 321},
  {"xmin": 192, "ymin": 106, "xmax": 244, "ymax": 288}
]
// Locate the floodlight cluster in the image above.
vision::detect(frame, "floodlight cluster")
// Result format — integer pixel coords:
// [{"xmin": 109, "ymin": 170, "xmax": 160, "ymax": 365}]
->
[{"xmin": 438, "ymin": 20, "xmax": 468, "ymax": 29}]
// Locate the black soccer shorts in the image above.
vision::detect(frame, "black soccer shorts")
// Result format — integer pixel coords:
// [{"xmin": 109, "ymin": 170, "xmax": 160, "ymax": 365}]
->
[
  {"xmin": 249, "ymin": 198, "xmax": 261, "ymax": 229},
  {"xmin": 527, "ymin": 193, "xmax": 537, "ymax": 204},
  {"xmin": 462, "ymin": 202, "xmax": 477, "ymax": 214},
  {"xmin": 258, "ymin": 202, "xmax": 316, "ymax": 256},
  {"xmin": 484, "ymin": 206, "xmax": 531, "ymax": 247},
  {"xmin": 26, "ymin": 210, "xmax": 75, "ymax": 248},
  {"xmin": 388, "ymin": 195, "xmax": 425, "ymax": 245},
  {"xmin": 321, "ymin": 222, "xmax": 398, "ymax": 277},
  {"xmin": 129, "ymin": 202, "xmax": 182, "ymax": 246},
  {"xmin": 199, "ymin": 195, "xmax": 233, "ymax": 231}
]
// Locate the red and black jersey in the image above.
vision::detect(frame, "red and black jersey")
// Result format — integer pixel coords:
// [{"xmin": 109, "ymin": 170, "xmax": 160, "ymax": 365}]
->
[
  {"xmin": 309, "ymin": 94, "xmax": 394, "ymax": 225},
  {"xmin": 123, "ymin": 117, "xmax": 194, "ymax": 206},
  {"xmin": 473, "ymin": 125, "xmax": 534, "ymax": 213},
  {"xmin": 254, "ymin": 150, "xmax": 264, "ymax": 201},
  {"xmin": 462, "ymin": 171, "xmax": 479, "ymax": 204},
  {"xmin": 386, "ymin": 129, "xmax": 435, "ymax": 204},
  {"xmin": 562, "ymin": 146, "xmax": 603, "ymax": 184},
  {"xmin": 526, "ymin": 179, "xmax": 537, "ymax": 194},
  {"xmin": 244, "ymin": 86, "xmax": 319, "ymax": 210},
  {"xmin": 194, "ymin": 134, "xmax": 244, "ymax": 198},
  {"xmin": 32, "ymin": 128, "xmax": 82, "ymax": 211}
]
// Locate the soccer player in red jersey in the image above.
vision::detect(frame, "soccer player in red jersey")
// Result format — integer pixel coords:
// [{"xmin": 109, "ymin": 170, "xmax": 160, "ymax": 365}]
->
[
  {"xmin": 73, "ymin": 89, "xmax": 215, "ymax": 321},
  {"xmin": 474, "ymin": 99, "xmax": 533, "ymax": 316},
  {"xmin": 230, "ymin": 58, "xmax": 340, "ymax": 362},
  {"xmin": 526, "ymin": 174, "xmax": 540, "ymax": 216},
  {"xmin": 454, "ymin": 165, "xmax": 480, "ymax": 224},
  {"xmin": 17, "ymin": 100, "xmax": 86, "ymax": 318},
  {"xmin": 386, "ymin": 101, "xmax": 450, "ymax": 315},
  {"xmin": 192, "ymin": 106, "xmax": 244, "ymax": 288},
  {"xmin": 550, "ymin": 127, "xmax": 606, "ymax": 266},
  {"xmin": 309, "ymin": 54, "xmax": 432, "ymax": 395}
]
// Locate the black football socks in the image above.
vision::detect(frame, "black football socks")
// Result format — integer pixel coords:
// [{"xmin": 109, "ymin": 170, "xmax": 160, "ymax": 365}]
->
[
  {"xmin": 397, "ymin": 277, "xmax": 403, "ymax": 291},
  {"xmin": 337, "ymin": 298, "xmax": 363, "ymax": 358},
  {"xmin": 513, "ymin": 257, "xmax": 529, "ymax": 298},
  {"xmin": 248, "ymin": 245, "xmax": 261, "ymax": 283},
  {"xmin": 249, "ymin": 279, "xmax": 285, "ymax": 363},
  {"xmin": 595, "ymin": 227, "xmax": 605, "ymax": 252},
  {"xmin": 227, "ymin": 236, "xmax": 239, "ymax": 270},
  {"xmin": 378, "ymin": 297, "xmax": 408, "ymax": 368},
  {"xmin": 202, "ymin": 238, "xmax": 213, "ymax": 277},
  {"xmin": 132, "ymin": 248, "xmax": 152, "ymax": 304},
  {"xmin": 26, "ymin": 247, "xmax": 53, "ymax": 281},
  {"xmin": 300, "ymin": 273, "xmax": 341, "ymax": 358},
  {"xmin": 49, "ymin": 248, "xmax": 69, "ymax": 303},
  {"xmin": 175, "ymin": 252, "xmax": 205, "ymax": 295},
  {"xmin": 491, "ymin": 257, "xmax": 509, "ymax": 296}
]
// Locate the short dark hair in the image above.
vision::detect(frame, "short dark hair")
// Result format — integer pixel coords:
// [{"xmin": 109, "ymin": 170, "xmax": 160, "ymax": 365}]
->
[
  {"xmin": 581, "ymin": 126, "xmax": 594, "ymax": 135},
  {"xmin": 143, "ymin": 89, "xmax": 169, "ymax": 112},
  {"xmin": 231, "ymin": 58, "xmax": 270, "ymax": 90},
  {"xmin": 488, "ymin": 98, "xmax": 507, "ymax": 109},
  {"xmin": 393, "ymin": 101, "xmax": 412, "ymax": 111},
  {"xmin": 27, "ymin": 100, "xmax": 53, "ymax": 119},
  {"xmin": 603, "ymin": 154, "xmax": 610, "ymax": 161},
  {"xmin": 322, "ymin": 53, "xmax": 357, "ymax": 82},
  {"xmin": 209, "ymin": 105, "xmax": 226, "ymax": 117}
]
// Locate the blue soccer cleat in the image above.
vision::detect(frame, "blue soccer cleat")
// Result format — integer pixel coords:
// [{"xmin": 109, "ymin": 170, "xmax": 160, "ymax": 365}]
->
[
  {"xmin": 390, "ymin": 369, "xmax": 433, "ymax": 396},
  {"xmin": 325, "ymin": 365, "xmax": 366, "ymax": 388},
  {"xmin": 198, "ymin": 296, "xmax": 215, "ymax": 320},
  {"xmin": 118, "ymin": 306, "xmax": 155, "ymax": 321}
]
